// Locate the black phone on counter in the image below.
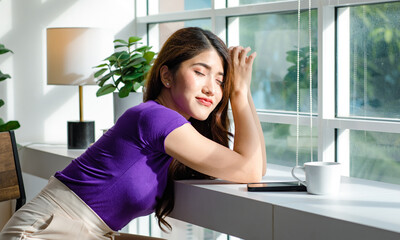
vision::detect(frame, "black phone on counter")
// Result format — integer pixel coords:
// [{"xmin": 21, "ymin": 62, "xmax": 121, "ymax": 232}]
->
[{"xmin": 247, "ymin": 181, "xmax": 307, "ymax": 192}]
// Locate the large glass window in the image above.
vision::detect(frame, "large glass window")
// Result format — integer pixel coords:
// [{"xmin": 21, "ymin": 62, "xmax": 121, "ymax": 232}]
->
[
  {"xmin": 336, "ymin": 2, "xmax": 400, "ymax": 185},
  {"xmin": 263, "ymin": 122, "xmax": 317, "ymax": 167},
  {"xmin": 148, "ymin": 19, "xmax": 212, "ymax": 52},
  {"xmin": 148, "ymin": 0, "xmax": 211, "ymax": 15},
  {"xmin": 136, "ymin": 0, "xmax": 400, "ymax": 238},
  {"xmin": 227, "ymin": 10, "xmax": 318, "ymax": 113},
  {"xmin": 227, "ymin": 0, "xmax": 291, "ymax": 7},
  {"xmin": 337, "ymin": 2, "xmax": 400, "ymax": 119},
  {"xmin": 347, "ymin": 130, "xmax": 400, "ymax": 185}
]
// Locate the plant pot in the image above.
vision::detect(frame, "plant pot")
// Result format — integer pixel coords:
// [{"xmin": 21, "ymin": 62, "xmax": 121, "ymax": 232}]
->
[{"xmin": 113, "ymin": 92, "xmax": 143, "ymax": 123}]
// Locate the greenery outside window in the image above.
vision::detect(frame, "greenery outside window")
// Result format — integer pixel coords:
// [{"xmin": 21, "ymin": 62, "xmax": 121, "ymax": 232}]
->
[
  {"xmin": 227, "ymin": 11, "xmax": 318, "ymax": 112},
  {"xmin": 337, "ymin": 2, "xmax": 400, "ymax": 120},
  {"xmin": 134, "ymin": 0, "xmax": 400, "ymax": 239},
  {"xmin": 336, "ymin": 2, "xmax": 400, "ymax": 184}
]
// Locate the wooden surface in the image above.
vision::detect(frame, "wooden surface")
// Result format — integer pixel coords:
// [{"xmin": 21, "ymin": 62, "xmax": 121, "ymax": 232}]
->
[{"xmin": 0, "ymin": 132, "xmax": 20, "ymax": 202}]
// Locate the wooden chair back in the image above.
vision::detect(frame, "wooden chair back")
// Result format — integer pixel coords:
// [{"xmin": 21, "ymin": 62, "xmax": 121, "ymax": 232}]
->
[{"xmin": 0, "ymin": 131, "xmax": 26, "ymax": 211}]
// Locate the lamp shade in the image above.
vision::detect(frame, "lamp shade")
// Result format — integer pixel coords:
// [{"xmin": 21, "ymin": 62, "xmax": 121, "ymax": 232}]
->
[{"xmin": 47, "ymin": 27, "xmax": 113, "ymax": 85}]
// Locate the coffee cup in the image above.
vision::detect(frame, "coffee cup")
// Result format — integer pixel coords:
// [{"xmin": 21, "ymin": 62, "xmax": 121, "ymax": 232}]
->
[{"xmin": 291, "ymin": 162, "xmax": 341, "ymax": 195}]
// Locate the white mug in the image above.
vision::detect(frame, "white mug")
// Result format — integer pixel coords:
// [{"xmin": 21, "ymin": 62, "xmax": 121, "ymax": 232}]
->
[{"xmin": 291, "ymin": 162, "xmax": 341, "ymax": 195}]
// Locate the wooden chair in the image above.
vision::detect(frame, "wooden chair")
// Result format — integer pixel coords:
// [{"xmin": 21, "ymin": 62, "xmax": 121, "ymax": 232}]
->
[{"xmin": 0, "ymin": 130, "xmax": 26, "ymax": 212}]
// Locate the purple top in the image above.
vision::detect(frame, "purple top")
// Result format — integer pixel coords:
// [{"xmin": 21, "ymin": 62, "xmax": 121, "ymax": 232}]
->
[{"xmin": 55, "ymin": 100, "xmax": 189, "ymax": 230}]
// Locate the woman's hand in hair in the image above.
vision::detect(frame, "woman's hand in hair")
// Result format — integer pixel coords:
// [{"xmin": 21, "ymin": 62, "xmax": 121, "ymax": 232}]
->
[{"xmin": 229, "ymin": 46, "xmax": 257, "ymax": 93}]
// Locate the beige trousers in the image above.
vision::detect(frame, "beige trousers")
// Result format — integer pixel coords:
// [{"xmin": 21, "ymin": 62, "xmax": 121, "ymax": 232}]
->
[{"xmin": 0, "ymin": 177, "xmax": 118, "ymax": 240}]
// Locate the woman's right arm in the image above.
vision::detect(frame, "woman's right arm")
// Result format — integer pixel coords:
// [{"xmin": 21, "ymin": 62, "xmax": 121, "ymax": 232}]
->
[
  {"xmin": 164, "ymin": 46, "xmax": 263, "ymax": 183},
  {"xmin": 228, "ymin": 46, "xmax": 265, "ymax": 179}
]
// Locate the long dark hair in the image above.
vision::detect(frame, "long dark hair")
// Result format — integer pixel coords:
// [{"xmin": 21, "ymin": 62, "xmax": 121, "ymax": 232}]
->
[{"xmin": 143, "ymin": 27, "xmax": 233, "ymax": 231}]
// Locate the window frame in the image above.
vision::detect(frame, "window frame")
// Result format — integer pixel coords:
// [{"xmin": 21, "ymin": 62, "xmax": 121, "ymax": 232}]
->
[{"xmin": 134, "ymin": 0, "xmax": 400, "ymax": 178}]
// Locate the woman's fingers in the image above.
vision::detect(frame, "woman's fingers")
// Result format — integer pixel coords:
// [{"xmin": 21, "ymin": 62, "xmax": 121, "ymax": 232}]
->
[
  {"xmin": 229, "ymin": 46, "xmax": 256, "ymax": 92},
  {"xmin": 229, "ymin": 46, "xmax": 255, "ymax": 66},
  {"xmin": 246, "ymin": 51, "xmax": 257, "ymax": 65},
  {"xmin": 240, "ymin": 47, "xmax": 252, "ymax": 64},
  {"xmin": 230, "ymin": 46, "xmax": 243, "ymax": 64}
]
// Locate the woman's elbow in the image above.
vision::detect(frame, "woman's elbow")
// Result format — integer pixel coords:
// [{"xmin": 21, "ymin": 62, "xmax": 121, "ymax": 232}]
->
[
  {"xmin": 247, "ymin": 172, "xmax": 262, "ymax": 183},
  {"xmin": 245, "ymin": 166, "xmax": 263, "ymax": 183},
  {"xmin": 262, "ymin": 157, "xmax": 267, "ymax": 176}
]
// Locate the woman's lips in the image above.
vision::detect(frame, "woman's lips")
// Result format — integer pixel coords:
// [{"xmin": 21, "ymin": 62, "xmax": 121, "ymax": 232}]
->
[{"xmin": 196, "ymin": 97, "xmax": 213, "ymax": 107}]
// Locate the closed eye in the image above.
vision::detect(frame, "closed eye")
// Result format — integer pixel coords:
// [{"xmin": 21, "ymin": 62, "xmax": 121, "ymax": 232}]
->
[{"xmin": 195, "ymin": 70, "xmax": 205, "ymax": 76}]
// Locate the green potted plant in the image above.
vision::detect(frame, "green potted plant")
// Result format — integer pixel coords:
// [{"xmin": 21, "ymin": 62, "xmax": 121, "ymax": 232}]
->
[
  {"xmin": 0, "ymin": 44, "xmax": 20, "ymax": 132},
  {"xmin": 94, "ymin": 36, "xmax": 155, "ymax": 122},
  {"xmin": 94, "ymin": 36, "xmax": 155, "ymax": 97}
]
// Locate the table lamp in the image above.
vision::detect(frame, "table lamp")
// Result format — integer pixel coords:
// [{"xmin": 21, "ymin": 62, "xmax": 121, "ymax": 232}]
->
[{"xmin": 47, "ymin": 27, "xmax": 112, "ymax": 149}]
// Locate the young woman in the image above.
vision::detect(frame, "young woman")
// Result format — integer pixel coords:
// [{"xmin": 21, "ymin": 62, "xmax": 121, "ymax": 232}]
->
[{"xmin": 0, "ymin": 27, "xmax": 266, "ymax": 239}]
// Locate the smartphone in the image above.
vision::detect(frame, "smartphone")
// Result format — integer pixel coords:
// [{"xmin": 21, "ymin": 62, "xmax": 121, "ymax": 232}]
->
[{"xmin": 247, "ymin": 181, "xmax": 307, "ymax": 192}]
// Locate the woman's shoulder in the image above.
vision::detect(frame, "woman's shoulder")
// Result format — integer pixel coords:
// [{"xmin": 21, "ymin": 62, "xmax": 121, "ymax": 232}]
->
[{"xmin": 122, "ymin": 100, "xmax": 188, "ymax": 125}]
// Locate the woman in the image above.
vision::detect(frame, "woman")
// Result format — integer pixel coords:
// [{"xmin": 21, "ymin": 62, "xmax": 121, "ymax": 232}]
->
[{"xmin": 0, "ymin": 27, "xmax": 266, "ymax": 239}]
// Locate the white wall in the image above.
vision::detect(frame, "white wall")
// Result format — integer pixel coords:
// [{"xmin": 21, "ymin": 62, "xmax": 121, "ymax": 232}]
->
[{"xmin": 0, "ymin": 0, "xmax": 136, "ymax": 143}]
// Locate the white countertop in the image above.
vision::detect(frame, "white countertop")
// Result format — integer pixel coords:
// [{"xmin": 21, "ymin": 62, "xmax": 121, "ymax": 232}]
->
[
  {"xmin": 19, "ymin": 143, "xmax": 400, "ymax": 240},
  {"xmin": 22, "ymin": 143, "xmax": 85, "ymax": 159}
]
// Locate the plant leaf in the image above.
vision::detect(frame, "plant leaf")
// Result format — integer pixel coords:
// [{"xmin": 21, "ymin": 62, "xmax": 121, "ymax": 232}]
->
[
  {"xmin": 114, "ymin": 45, "xmax": 127, "ymax": 49},
  {"xmin": 106, "ymin": 51, "xmax": 128, "ymax": 62},
  {"xmin": 116, "ymin": 51, "xmax": 130, "ymax": 61},
  {"xmin": 93, "ymin": 63, "xmax": 108, "ymax": 68},
  {"xmin": 119, "ymin": 82, "xmax": 133, "ymax": 97},
  {"xmin": 0, "ymin": 99, "xmax": 4, "ymax": 108},
  {"xmin": 384, "ymin": 29, "xmax": 393, "ymax": 43},
  {"xmin": 115, "ymin": 76, "xmax": 122, "ymax": 86},
  {"xmin": 0, "ymin": 45, "xmax": 13, "ymax": 55},
  {"xmin": 129, "ymin": 36, "xmax": 142, "ymax": 44},
  {"xmin": 123, "ymin": 72, "xmax": 144, "ymax": 81},
  {"xmin": 134, "ymin": 46, "xmax": 151, "ymax": 53},
  {"xmin": 129, "ymin": 53, "xmax": 143, "ymax": 61},
  {"xmin": 143, "ymin": 51, "xmax": 155, "ymax": 64},
  {"xmin": 286, "ymin": 50, "xmax": 297, "ymax": 64},
  {"xmin": 96, "ymin": 71, "xmax": 115, "ymax": 86},
  {"xmin": 133, "ymin": 82, "xmax": 143, "ymax": 91},
  {"xmin": 143, "ymin": 65, "xmax": 151, "ymax": 73},
  {"xmin": 96, "ymin": 84, "xmax": 116, "ymax": 97},
  {"xmin": 94, "ymin": 68, "xmax": 108, "ymax": 78},
  {"xmin": 126, "ymin": 57, "xmax": 146, "ymax": 68},
  {"xmin": 0, "ymin": 70, "xmax": 11, "ymax": 81},
  {"xmin": 0, "ymin": 118, "xmax": 4, "ymax": 125},
  {"xmin": 133, "ymin": 64, "xmax": 143, "ymax": 69},
  {"xmin": 0, "ymin": 120, "xmax": 20, "ymax": 132},
  {"xmin": 114, "ymin": 39, "xmax": 128, "ymax": 45}
]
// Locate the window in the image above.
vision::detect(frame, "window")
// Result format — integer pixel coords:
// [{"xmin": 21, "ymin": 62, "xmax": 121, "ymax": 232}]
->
[
  {"xmin": 336, "ymin": 2, "xmax": 400, "ymax": 184},
  {"xmin": 135, "ymin": 0, "xmax": 400, "ymax": 238},
  {"xmin": 138, "ymin": 0, "xmax": 400, "ymax": 185},
  {"xmin": 337, "ymin": 2, "xmax": 400, "ymax": 119},
  {"xmin": 227, "ymin": 0, "xmax": 292, "ymax": 7},
  {"xmin": 263, "ymin": 122, "xmax": 317, "ymax": 167},
  {"xmin": 227, "ymin": 10, "xmax": 318, "ymax": 112},
  {"xmin": 347, "ymin": 130, "xmax": 400, "ymax": 184},
  {"xmin": 148, "ymin": 0, "xmax": 211, "ymax": 15},
  {"xmin": 148, "ymin": 19, "xmax": 211, "ymax": 52}
]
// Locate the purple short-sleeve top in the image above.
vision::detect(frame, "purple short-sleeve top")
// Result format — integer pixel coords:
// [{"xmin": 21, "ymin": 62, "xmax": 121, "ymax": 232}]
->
[{"xmin": 55, "ymin": 100, "xmax": 189, "ymax": 230}]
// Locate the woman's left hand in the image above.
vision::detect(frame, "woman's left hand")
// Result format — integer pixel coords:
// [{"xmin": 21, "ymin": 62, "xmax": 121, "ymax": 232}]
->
[{"xmin": 229, "ymin": 46, "xmax": 257, "ymax": 93}]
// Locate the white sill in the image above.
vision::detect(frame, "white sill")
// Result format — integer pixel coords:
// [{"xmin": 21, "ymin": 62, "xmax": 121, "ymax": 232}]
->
[
  {"xmin": 170, "ymin": 164, "xmax": 400, "ymax": 240},
  {"xmin": 19, "ymin": 144, "xmax": 400, "ymax": 240}
]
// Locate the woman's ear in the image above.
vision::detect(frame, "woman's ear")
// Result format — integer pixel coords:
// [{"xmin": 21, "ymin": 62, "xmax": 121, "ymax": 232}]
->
[{"xmin": 160, "ymin": 65, "xmax": 172, "ymax": 88}]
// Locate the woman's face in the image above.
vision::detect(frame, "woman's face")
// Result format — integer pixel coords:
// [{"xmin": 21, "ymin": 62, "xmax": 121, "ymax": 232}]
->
[{"xmin": 167, "ymin": 49, "xmax": 224, "ymax": 120}]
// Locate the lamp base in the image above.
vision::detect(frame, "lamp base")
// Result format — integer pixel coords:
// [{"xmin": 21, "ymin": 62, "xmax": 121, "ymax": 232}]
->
[{"xmin": 67, "ymin": 121, "xmax": 95, "ymax": 149}]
